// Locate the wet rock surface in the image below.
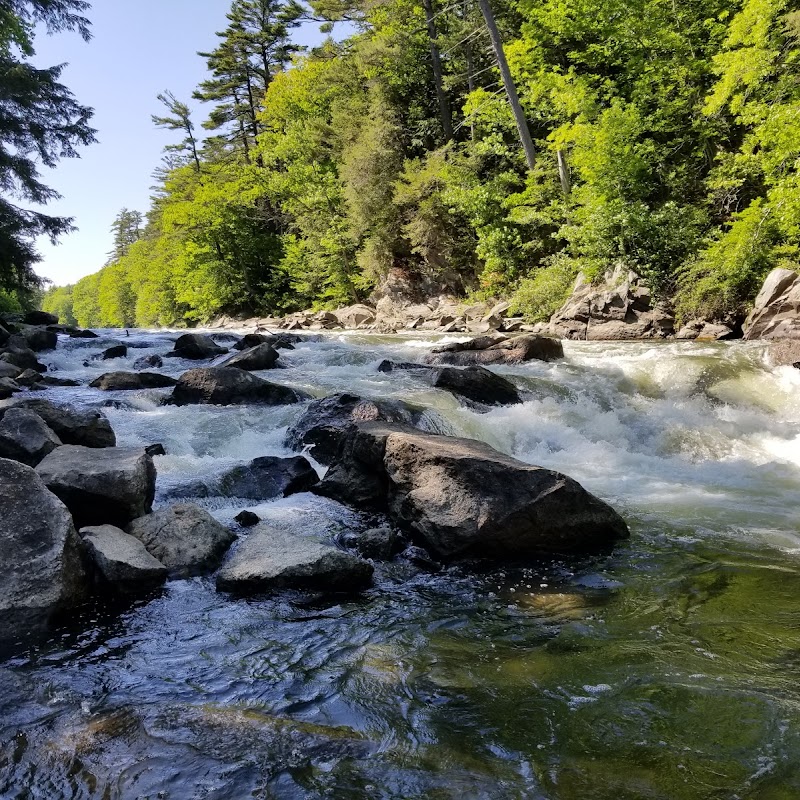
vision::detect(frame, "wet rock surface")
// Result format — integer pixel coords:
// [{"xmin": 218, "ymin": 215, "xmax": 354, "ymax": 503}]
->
[
  {"xmin": 9, "ymin": 399, "xmax": 116, "ymax": 448},
  {"xmin": 218, "ymin": 455, "xmax": 319, "ymax": 500},
  {"xmin": 90, "ymin": 371, "xmax": 178, "ymax": 390},
  {"xmin": 0, "ymin": 407, "xmax": 61, "ymax": 466},
  {"xmin": 169, "ymin": 367, "xmax": 308, "ymax": 406},
  {"xmin": 166, "ymin": 333, "xmax": 228, "ymax": 360},
  {"xmin": 219, "ymin": 342, "xmax": 280, "ymax": 371},
  {"xmin": 423, "ymin": 333, "xmax": 563, "ymax": 365}
]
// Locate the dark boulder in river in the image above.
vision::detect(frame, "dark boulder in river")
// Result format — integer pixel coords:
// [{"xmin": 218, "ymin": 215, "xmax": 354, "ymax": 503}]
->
[
  {"xmin": 169, "ymin": 367, "xmax": 309, "ymax": 406},
  {"xmin": 423, "ymin": 334, "xmax": 563, "ymax": 366},
  {"xmin": 18, "ymin": 326, "xmax": 57, "ymax": 352},
  {"xmin": 133, "ymin": 354, "xmax": 163, "ymax": 370},
  {"xmin": 95, "ymin": 344, "xmax": 127, "ymax": 360},
  {"xmin": 285, "ymin": 392, "xmax": 429, "ymax": 465},
  {"xmin": 9, "ymin": 398, "xmax": 116, "ymax": 447},
  {"xmin": 218, "ymin": 455, "xmax": 319, "ymax": 500},
  {"xmin": 0, "ymin": 343, "xmax": 46, "ymax": 372},
  {"xmin": 126, "ymin": 502, "xmax": 236, "ymax": 577},
  {"xmin": 0, "ymin": 458, "xmax": 87, "ymax": 639},
  {"xmin": 315, "ymin": 422, "xmax": 629, "ymax": 559},
  {"xmin": 166, "ymin": 333, "xmax": 228, "ymax": 360},
  {"xmin": 216, "ymin": 524, "xmax": 373, "ymax": 594},
  {"xmin": 79, "ymin": 524, "xmax": 168, "ymax": 592},
  {"xmin": 90, "ymin": 371, "xmax": 178, "ymax": 391},
  {"xmin": 219, "ymin": 342, "xmax": 280, "ymax": 371},
  {"xmin": 0, "ymin": 407, "xmax": 61, "ymax": 466},
  {"xmin": 22, "ymin": 310, "xmax": 58, "ymax": 326},
  {"xmin": 233, "ymin": 332, "xmax": 298, "ymax": 351},
  {"xmin": 36, "ymin": 445, "xmax": 156, "ymax": 529}
]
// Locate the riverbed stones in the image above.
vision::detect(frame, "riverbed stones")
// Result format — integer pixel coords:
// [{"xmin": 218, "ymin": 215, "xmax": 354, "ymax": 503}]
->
[
  {"xmin": 89, "ymin": 371, "xmax": 178, "ymax": 391},
  {"xmin": 11, "ymin": 398, "xmax": 116, "ymax": 447},
  {"xmin": 218, "ymin": 343, "xmax": 280, "ymax": 371},
  {"xmin": 79, "ymin": 524, "xmax": 167, "ymax": 591},
  {"xmin": 218, "ymin": 455, "xmax": 319, "ymax": 500},
  {"xmin": 36, "ymin": 445, "xmax": 156, "ymax": 529},
  {"xmin": 285, "ymin": 392, "xmax": 428, "ymax": 465},
  {"xmin": 166, "ymin": 333, "xmax": 228, "ymax": 360},
  {"xmin": 216, "ymin": 525, "xmax": 373, "ymax": 594},
  {"xmin": 315, "ymin": 423, "xmax": 629, "ymax": 559},
  {"xmin": 423, "ymin": 334, "xmax": 563, "ymax": 366},
  {"xmin": 18, "ymin": 326, "xmax": 57, "ymax": 352},
  {"xmin": 169, "ymin": 367, "xmax": 308, "ymax": 406},
  {"xmin": 95, "ymin": 344, "xmax": 127, "ymax": 360},
  {"xmin": 0, "ymin": 459, "xmax": 87, "ymax": 638},
  {"xmin": 0, "ymin": 343, "xmax": 46, "ymax": 372},
  {"xmin": 0, "ymin": 407, "xmax": 61, "ymax": 466},
  {"xmin": 234, "ymin": 510, "xmax": 260, "ymax": 527},
  {"xmin": 0, "ymin": 361, "xmax": 21, "ymax": 380},
  {"xmin": 743, "ymin": 267, "xmax": 800, "ymax": 339},
  {"xmin": 133, "ymin": 354, "xmax": 163, "ymax": 370},
  {"xmin": 0, "ymin": 377, "xmax": 20, "ymax": 399},
  {"xmin": 126, "ymin": 503, "xmax": 236, "ymax": 576}
]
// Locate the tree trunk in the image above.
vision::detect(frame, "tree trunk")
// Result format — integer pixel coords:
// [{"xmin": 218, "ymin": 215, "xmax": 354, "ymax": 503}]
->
[
  {"xmin": 477, "ymin": 0, "xmax": 536, "ymax": 171},
  {"xmin": 422, "ymin": 0, "xmax": 453, "ymax": 142},
  {"xmin": 557, "ymin": 149, "xmax": 571, "ymax": 196}
]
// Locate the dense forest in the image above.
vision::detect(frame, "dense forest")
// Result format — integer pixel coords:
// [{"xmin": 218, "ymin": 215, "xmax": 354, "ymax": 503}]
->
[{"xmin": 40, "ymin": 0, "xmax": 800, "ymax": 329}]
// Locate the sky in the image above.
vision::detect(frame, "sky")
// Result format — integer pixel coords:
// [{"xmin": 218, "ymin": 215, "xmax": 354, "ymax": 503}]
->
[{"xmin": 28, "ymin": 0, "xmax": 327, "ymax": 288}]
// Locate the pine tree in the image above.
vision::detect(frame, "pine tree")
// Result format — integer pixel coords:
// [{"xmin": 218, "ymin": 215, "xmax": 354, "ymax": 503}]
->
[
  {"xmin": 0, "ymin": 0, "xmax": 95, "ymax": 294},
  {"xmin": 106, "ymin": 208, "xmax": 143, "ymax": 264}
]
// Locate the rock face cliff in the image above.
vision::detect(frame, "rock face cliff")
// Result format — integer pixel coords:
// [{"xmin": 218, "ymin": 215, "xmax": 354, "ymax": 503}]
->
[{"xmin": 743, "ymin": 268, "xmax": 800, "ymax": 340}]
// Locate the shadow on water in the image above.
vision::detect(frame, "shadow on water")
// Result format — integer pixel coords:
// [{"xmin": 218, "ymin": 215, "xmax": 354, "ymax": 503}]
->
[{"xmin": 3, "ymin": 334, "xmax": 800, "ymax": 798}]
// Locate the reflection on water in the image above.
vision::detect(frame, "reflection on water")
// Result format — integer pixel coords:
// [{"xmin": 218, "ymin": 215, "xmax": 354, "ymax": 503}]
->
[{"xmin": 2, "ymin": 332, "xmax": 800, "ymax": 798}]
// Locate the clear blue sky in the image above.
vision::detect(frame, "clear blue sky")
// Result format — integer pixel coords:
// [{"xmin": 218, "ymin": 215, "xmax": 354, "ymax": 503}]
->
[{"xmin": 30, "ymin": 1, "xmax": 327, "ymax": 288}]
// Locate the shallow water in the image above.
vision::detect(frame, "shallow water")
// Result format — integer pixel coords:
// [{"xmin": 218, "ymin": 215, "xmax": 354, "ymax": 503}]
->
[{"xmin": 2, "ymin": 331, "xmax": 800, "ymax": 799}]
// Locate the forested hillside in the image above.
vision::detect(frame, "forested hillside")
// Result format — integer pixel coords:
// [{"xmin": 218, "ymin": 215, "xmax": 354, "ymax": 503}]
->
[{"xmin": 43, "ymin": 0, "xmax": 800, "ymax": 329}]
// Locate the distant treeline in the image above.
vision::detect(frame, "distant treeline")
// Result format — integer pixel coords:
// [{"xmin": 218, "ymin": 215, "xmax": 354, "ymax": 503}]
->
[{"xmin": 43, "ymin": 0, "xmax": 800, "ymax": 329}]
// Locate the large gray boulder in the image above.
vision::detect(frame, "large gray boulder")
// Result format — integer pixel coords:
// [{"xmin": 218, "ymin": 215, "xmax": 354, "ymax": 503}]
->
[
  {"xmin": 743, "ymin": 268, "xmax": 800, "ymax": 339},
  {"xmin": 216, "ymin": 525, "xmax": 373, "ymax": 594},
  {"xmin": 79, "ymin": 524, "xmax": 167, "ymax": 591},
  {"xmin": 0, "ymin": 459, "xmax": 87, "ymax": 638},
  {"xmin": 218, "ymin": 455, "xmax": 319, "ymax": 500},
  {"xmin": 546, "ymin": 266, "xmax": 675, "ymax": 340},
  {"xmin": 18, "ymin": 326, "xmax": 57, "ymax": 352},
  {"xmin": 285, "ymin": 392, "xmax": 428, "ymax": 465},
  {"xmin": 0, "ymin": 361, "xmax": 21, "ymax": 380},
  {"xmin": 424, "ymin": 334, "xmax": 563, "ymax": 366},
  {"xmin": 0, "ymin": 407, "xmax": 61, "ymax": 466},
  {"xmin": 36, "ymin": 445, "xmax": 156, "ymax": 529},
  {"xmin": 89, "ymin": 371, "xmax": 178, "ymax": 391},
  {"xmin": 219, "ymin": 343, "xmax": 280, "ymax": 371},
  {"xmin": 0, "ymin": 343, "xmax": 46, "ymax": 372},
  {"xmin": 126, "ymin": 503, "xmax": 235, "ymax": 576},
  {"xmin": 334, "ymin": 304, "xmax": 376, "ymax": 329},
  {"xmin": 23, "ymin": 310, "xmax": 58, "ymax": 326},
  {"xmin": 233, "ymin": 333, "xmax": 299, "ymax": 351},
  {"xmin": 169, "ymin": 367, "xmax": 308, "ymax": 406},
  {"xmin": 11, "ymin": 398, "xmax": 115, "ymax": 447},
  {"xmin": 133, "ymin": 354, "xmax": 164, "ymax": 370},
  {"xmin": 315, "ymin": 423, "xmax": 629, "ymax": 559},
  {"xmin": 166, "ymin": 333, "xmax": 228, "ymax": 360}
]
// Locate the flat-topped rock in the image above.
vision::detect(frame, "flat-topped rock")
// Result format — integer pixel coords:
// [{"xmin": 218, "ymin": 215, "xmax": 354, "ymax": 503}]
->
[
  {"xmin": 219, "ymin": 343, "xmax": 280, "ymax": 371},
  {"xmin": 0, "ymin": 407, "xmax": 61, "ymax": 466},
  {"xmin": 79, "ymin": 524, "xmax": 167, "ymax": 591},
  {"xmin": 216, "ymin": 525, "xmax": 373, "ymax": 594},
  {"xmin": 0, "ymin": 459, "xmax": 87, "ymax": 639},
  {"xmin": 36, "ymin": 445, "xmax": 156, "ymax": 529},
  {"xmin": 169, "ymin": 367, "xmax": 309, "ymax": 406},
  {"xmin": 10, "ymin": 398, "xmax": 115, "ymax": 447},
  {"xmin": 127, "ymin": 503, "xmax": 235, "ymax": 576},
  {"xmin": 316, "ymin": 423, "xmax": 628, "ymax": 559},
  {"xmin": 423, "ymin": 334, "xmax": 563, "ymax": 366},
  {"xmin": 90, "ymin": 371, "xmax": 178, "ymax": 391}
]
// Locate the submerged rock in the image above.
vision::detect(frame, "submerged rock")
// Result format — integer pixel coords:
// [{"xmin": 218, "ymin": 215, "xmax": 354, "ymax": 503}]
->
[
  {"xmin": 216, "ymin": 525, "xmax": 373, "ymax": 594},
  {"xmin": 169, "ymin": 367, "xmax": 308, "ymax": 406},
  {"xmin": 219, "ymin": 343, "xmax": 280, "ymax": 371},
  {"xmin": 166, "ymin": 333, "xmax": 228, "ymax": 360},
  {"xmin": 127, "ymin": 503, "xmax": 235, "ymax": 576},
  {"xmin": 285, "ymin": 392, "xmax": 427, "ymax": 465},
  {"xmin": 95, "ymin": 344, "xmax": 127, "ymax": 360},
  {"xmin": 0, "ymin": 407, "xmax": 61, "ymax": 466},
  {"xmin": 424, "ymin": 334, "xmax": 563, "ymax": 366},
  {"xmin": 36, "ymin": 445, "xmax": 156, "ymax": 529},
  {"xmin": 10, "ymin": 398, "xmax": 115, "ymax": 447},
  {"xmin": 89, "ymin": 371, "xmax": 178, "ymax": 391},
  {"xmin": 79, "ymin": 524, "xmax": 167, "ymax": 591},
  {"xmin": 234, "ymin": 509, "xmax": 260, "ymax": 527},
  {"xmin": 218, "ymin": 455, "xmax": 319, "ymax": 500},
  {"xmin": 315, "ymin": 423, "xmax": 629, "ymax": 559},
  {"xmin": 133, "ymin": 354, "xmax": 164, "ymax": 370},
  {"xmin": 0, "ymin": 458, "xmax": 87, "ymax": 639},
  {"xmin": 348, "ymin": 526, "xmax": 399, "ymax": 560}
]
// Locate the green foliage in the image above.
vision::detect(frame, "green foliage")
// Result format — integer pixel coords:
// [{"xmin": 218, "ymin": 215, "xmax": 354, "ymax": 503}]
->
[{"xmin": 510, "ymin": 255, "xmax": 579, "ymax": 322}]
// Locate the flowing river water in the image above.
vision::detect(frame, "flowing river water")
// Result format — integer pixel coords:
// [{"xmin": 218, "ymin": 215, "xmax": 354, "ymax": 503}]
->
[{"xmin": 2, "ymin": 330, "xmax": 800, "ymax": 799}]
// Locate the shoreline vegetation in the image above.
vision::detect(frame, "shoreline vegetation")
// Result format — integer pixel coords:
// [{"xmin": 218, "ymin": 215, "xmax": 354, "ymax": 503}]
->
[{"xmin": 35, "ymin": 0, "xmax": 800, "ymax": 334}]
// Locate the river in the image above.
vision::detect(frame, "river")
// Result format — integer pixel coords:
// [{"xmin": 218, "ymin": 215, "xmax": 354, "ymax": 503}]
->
[{"xmin": 2, "ymin": 330, "xmax": 800, "ymax": 799}]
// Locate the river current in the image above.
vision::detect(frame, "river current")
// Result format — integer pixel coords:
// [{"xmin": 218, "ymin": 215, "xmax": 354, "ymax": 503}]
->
[{"xmin": 2, "ymin": 330, "xmax": 800, "ymax": 799}]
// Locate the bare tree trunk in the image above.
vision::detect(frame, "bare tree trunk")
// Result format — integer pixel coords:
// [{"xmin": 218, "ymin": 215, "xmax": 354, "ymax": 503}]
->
[
  {"xmin": 557, "ymin": 149, "xmax": 571, "ymax": 196},
  {"xmin": 464, "ymin": 35, "xmax": 476, "ymax": 141},
  {"xmin": 477, "ymin": 0, "xmax": 536, "ymax": 171},
  {"xmin": 422, "ymin": 0, "xmax": 453, "ymax": 142}
]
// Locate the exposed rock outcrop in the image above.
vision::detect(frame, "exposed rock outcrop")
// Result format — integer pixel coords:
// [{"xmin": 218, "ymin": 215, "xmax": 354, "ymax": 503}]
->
[
  {"xmin": 126, "ymin": 503, "xmax": 236, "ymax": 576},
  {"xmin": 218, "ymin": 455, "xmax": 319, "ymax": 500},
  {"xmin": 423, "ymin": 333, "xmax": 563, "ymax": 366},
  {"xmin": 89, "ymin": 371, "xmax": 178, "ymax": 391},
  {"xmin": 166, "ymin": 333, "xmax": 228, "ymax": 360},
  {"xmin": 95, "ymin": 344, "xmax": 128, "ymax": 360},
  {"xmin": 0, "ymin": 459, "xmax": 87, "ymax": 639},
  {"xmin": 36, "ymin": 445, "xmax": 156, "ymax": 529},
  {"xmin": 169, "ymin": 367, "xmax": 308, "ymax": 406},
  {"xmin": 219, "ymin": 343, "xmax": 280, "ymax": 371},
  {"xmin": 133, "ymin": 354, "xmax": 164, "ymax": 370},
  {"xmin": 216, "ymin": 525, "xmax": 373, "ymax": 594},
  {"xmin": 11, "ymin": 399, "xmax": 116, "ymax": 447},
  {"xmin": 546, "ymin": 267, "xmax": 675, "ymax": 340},
  {"xmin": 315, "ymin": 423, "xmax": 629, "ymax": 559},
  {"xmin": 743, "ymin": 268, "xmax": 800, "ymax": 340},
  {"xmin": 79, "ymin": 524, "xmax": 168, "ymax": 591},
  {"xmin": 0, "ymin": 407, "xmax": 61, "ymax": 466}
]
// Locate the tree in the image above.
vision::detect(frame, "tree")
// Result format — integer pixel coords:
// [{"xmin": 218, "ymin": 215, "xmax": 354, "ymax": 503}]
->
[
  {"xmin": 0, "ymin": 0, "xmax": 95, "ymax": 296},
  {"xmin": 107, "ymin": 208, "xmax": 143, "ymax": 264},
  {"xmin": 152, "ymin": 92, "xmax": 203, "ymax": 173}
]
